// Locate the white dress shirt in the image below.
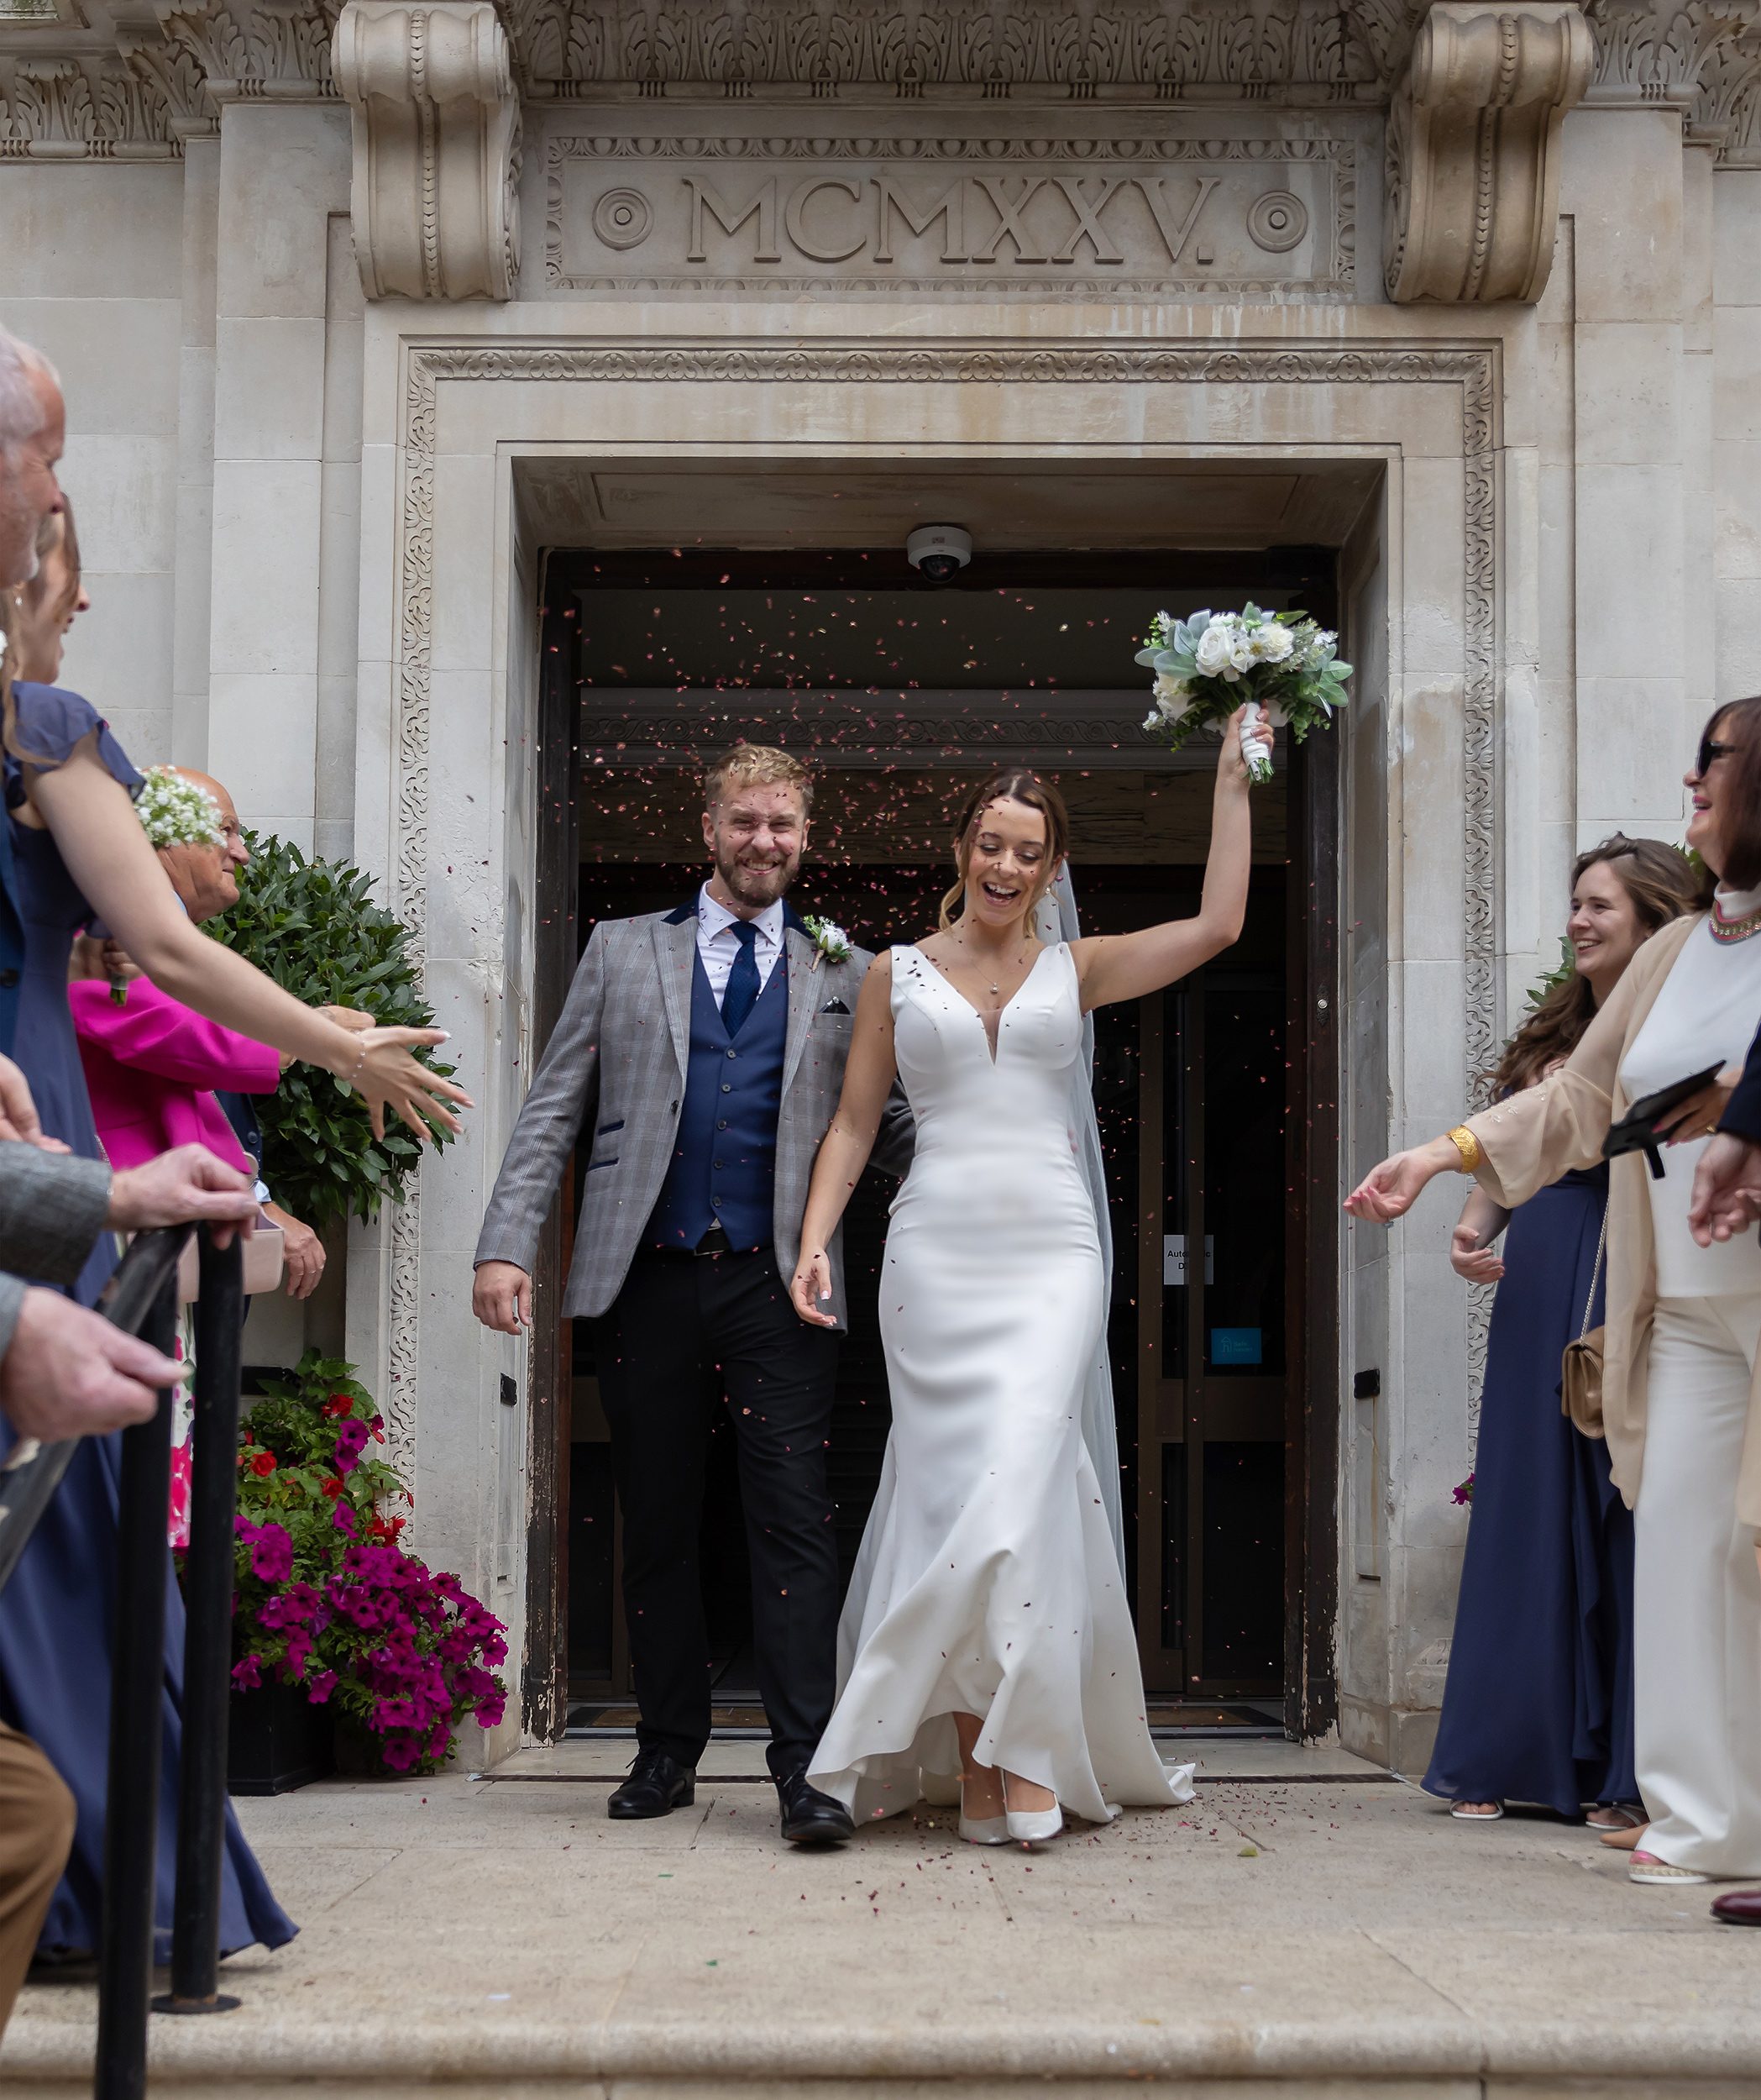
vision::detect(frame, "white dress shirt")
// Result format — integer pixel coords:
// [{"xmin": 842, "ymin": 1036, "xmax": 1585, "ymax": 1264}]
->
[{"xmin": 695, "ymin": 885, "xmax": 785, "ymax": 1011}]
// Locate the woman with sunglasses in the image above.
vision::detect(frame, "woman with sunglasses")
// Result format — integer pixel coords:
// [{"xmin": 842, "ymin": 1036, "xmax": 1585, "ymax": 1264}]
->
[{"xmin": 1348, "ymin": 696, "xmax": 1761, "ymax": 1887}]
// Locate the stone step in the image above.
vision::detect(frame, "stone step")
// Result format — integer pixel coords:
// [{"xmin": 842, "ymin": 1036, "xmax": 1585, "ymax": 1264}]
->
[{"xmin": 6, "ymin": 1761, "xmax": 1758, "ymax": 2098}]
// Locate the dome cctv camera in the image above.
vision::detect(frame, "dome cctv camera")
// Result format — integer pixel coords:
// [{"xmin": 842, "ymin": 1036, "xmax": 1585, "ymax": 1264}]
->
[{"xmin": 906, "ymin": 524, "xmax": 972, "ymax": 584}]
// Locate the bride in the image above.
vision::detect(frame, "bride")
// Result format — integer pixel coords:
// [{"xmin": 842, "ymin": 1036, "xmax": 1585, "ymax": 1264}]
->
[{"xmin": 790, "ymin": 705, "xmax": 1271, "ymax": 1845}]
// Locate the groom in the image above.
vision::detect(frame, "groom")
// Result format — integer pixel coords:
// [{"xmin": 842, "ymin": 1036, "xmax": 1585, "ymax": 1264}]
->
[{"xmin": 474, "ymin": 746, "xmax": 910, "ymax": 1845}]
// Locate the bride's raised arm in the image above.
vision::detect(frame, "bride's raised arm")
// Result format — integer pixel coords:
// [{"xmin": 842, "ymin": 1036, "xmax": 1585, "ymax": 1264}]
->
[
  {"xmin": 790, "ymin": 950, "xmax": 899, "ymax": 1328},
  {"xmin": 1070, "ymin": 702, "xmax": 1269, "ymax": 1014}
]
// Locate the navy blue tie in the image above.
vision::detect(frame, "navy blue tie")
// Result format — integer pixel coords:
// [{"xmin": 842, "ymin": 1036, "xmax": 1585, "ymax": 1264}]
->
[{"xmin": 721, "ymin": 918, "xmax": 761, "ymax": 1036}]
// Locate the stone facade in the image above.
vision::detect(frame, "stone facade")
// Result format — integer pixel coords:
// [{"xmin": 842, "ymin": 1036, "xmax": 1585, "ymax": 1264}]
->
[{"xmin": 5, "ymin": 0, "xmax": 1761, "ymax": 1770}]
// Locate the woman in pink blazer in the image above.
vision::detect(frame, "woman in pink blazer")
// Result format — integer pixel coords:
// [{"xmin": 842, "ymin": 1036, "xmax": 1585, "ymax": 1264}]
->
[{"xmin": 69, "ymin": 974, "xmax": 280, "ymax": 1174}]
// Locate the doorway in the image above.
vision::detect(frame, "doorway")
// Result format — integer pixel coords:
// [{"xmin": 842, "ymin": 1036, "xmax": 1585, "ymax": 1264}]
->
[{"xmin": 527, "ymin": 542, "xmax": 1339, "ymax": 1740}]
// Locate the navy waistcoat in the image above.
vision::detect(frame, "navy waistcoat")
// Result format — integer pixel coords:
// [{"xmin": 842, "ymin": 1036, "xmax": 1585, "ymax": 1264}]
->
[{"xmin": 648, "ymin": 942, "xmax": 789, "ymax": 1252}]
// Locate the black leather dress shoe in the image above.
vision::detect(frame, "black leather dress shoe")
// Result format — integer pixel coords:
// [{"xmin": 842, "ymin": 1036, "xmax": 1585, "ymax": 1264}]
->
[
  {"xmin": 776, "ymin": 1768, "xmax": 855, "ymax": 1845},
  {"xmin": 1712, "ymin": 1887, "xmax": 1761, "ymax": 1925},
  {"xmin": 607, "ymin": 1749, "xmax": 696, "ymax": 1820}
]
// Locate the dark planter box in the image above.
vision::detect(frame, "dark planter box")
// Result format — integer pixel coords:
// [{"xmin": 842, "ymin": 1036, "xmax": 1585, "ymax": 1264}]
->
[{"xmin": 228, "ymin": 1677, "xmax": 335, "ymax": 1796}]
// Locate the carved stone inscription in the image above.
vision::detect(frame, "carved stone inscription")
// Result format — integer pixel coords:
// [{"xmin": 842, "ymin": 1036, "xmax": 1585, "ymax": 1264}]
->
[{"xmin": 545, "ymin": 133, "xmax": 1355, "ymax": 298}]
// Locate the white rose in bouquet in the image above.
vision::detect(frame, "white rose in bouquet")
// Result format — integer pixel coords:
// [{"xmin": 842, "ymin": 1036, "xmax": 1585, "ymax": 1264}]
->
[
  {"xmin": 1227, "ymin": 632, "xmax": 1256, "ymax": 675},
  {"xmin": 1194, "ymin": 620, "xmax": 1235, "ymax": 679},
  {"xmin": 1153, "ymin": 669, "xmax": 1192, "ymax": 716},
  {"xmin": 1253, "ymin": 622, "xmax": 1295, "ymax": 664}
]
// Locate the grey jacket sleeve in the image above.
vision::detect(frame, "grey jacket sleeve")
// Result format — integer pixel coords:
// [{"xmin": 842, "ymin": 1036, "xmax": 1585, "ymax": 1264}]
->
[
  {"xmin": 844, "ymin": 944, "xmax": 914, "ymax": 1179},
  {"xmin": 870, "ymin": 1082, "xmax": 916, "ymax": 1180},
  {"xmin": 474, "ymin": 927, "xmax": 606, "ymax": 1274},
  {"xmin": 0, "ymin": 1142, "xmax": 112, "ymax": 1288},
  {"xmin": 0, "ymin": 1272, "xmax": 26, "ymax": 1365}
]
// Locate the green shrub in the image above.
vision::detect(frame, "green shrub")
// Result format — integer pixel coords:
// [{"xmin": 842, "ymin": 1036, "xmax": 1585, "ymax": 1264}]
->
[{"xmin": 205, "ymin": 834, "xmax": 453, "ymax": 1232}]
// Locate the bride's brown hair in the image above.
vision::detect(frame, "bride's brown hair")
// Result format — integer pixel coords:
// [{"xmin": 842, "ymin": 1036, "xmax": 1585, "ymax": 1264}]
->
[{"xmin": 938, "ymin": 767, "xmax": 1071, "ymax": 932}]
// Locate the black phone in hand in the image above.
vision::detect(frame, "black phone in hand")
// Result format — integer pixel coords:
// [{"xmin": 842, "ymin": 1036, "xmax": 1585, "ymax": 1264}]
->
[{"xmin": 1602, "ymin": 1063, "xmax": 1724, "ymax": 1179}]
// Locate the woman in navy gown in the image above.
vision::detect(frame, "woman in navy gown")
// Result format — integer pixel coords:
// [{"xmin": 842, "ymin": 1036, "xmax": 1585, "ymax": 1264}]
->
[
  {"xmin": 1423, "ymin": 837, "xmax": 1703, "ymax": 1827},
  {"xmin": 1, "ymin": 506, "xmax": 469, "ymax": 1960}
]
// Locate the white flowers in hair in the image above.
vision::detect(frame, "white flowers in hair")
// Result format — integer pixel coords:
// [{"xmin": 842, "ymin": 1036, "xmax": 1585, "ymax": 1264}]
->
[
  {"xmin": 1134, "ymin": 602, "xmax": 1352, "ymax": 785},
  {"xmin": 135, "ymin": 764, "xmax": 224, "ymax": 848}
]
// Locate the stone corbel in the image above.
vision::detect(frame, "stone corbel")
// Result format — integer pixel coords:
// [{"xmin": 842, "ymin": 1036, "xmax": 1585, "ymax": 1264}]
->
[
  {"xmin": 1385, "ymin": 1, "xmax": 1594, "ymax": 302},
  {"xmin": 333, "ymin": 0, "xmax": 519, "ymax": 301}
]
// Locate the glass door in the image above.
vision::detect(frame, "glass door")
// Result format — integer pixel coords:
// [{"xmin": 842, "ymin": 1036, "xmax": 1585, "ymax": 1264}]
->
[{"xmin": 1129, "ymin": 875, "xmax": 1290, "ymax": 1706}]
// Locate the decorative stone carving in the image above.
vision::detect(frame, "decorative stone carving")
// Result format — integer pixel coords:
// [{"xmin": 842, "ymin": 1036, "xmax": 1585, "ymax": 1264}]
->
[
  {"xmin": 155, "ymin": 0, "xmax": 344, "ymax": 100},
  {"xmin": 1384, "ymin": 1, "xmax": 1592, "ymax": 303},
  {"xmin": 0, "ymin": 52, "xmax": 183, "ymax": 157},
  {"xmin": 334, "ymin": 0, "xmax": 520, "ymax": 299},
  {"xmin": 1586, "ymin": 0, "xmax": 1761, "ymax": 164},
  {"xmin": 500, "ymin": 0, "xmax": 1423, "ymax": 93},
  {"xmin": 543, "ymin": 126, "xmax": 1358, "ymax": 302},
  {"xmin": 115, "ymin": 29, "xmax": 220, "ymax": 139}
]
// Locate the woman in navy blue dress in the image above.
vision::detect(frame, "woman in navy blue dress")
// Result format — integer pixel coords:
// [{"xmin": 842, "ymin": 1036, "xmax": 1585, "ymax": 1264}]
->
[
  {"xmin": 1424, "ymin": 837, "xmax": 1704, "ymax": 1827},
  {"xmin": 1, "ymin": 506, "xmax": 470, "ymax": 1959}
]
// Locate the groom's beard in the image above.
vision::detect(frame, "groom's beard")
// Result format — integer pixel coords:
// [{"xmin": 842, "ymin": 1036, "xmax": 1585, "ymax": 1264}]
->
[{"xmin": 713, "ymin": 843, "xmax": 800, "ymax": 911}]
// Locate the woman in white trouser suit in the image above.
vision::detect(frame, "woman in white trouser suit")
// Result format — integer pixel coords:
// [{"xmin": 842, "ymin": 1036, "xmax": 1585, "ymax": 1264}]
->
[{"xmin": 1347, "ymin": 693, "xmax": 1761, "ymax": 1887}]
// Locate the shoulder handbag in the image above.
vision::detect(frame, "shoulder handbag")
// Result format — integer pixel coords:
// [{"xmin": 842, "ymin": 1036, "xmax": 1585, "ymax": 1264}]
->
[{"xmin": 1560, "ymin": 1206, "xmax": 1609, "ymax": 1439}]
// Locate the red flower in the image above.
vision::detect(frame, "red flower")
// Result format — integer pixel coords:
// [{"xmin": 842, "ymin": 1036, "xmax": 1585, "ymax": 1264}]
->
[
  {"xmin": 249, "ymin": 1452, "xmax": 276, "ymax": 1478},
  {"xmin": 321, "ymin": 1476, "xmax": 344, "ymax": 1499},
  {"xmin": 322, "ymin": 1395, "xmax": 354, "ymax": 1419}
]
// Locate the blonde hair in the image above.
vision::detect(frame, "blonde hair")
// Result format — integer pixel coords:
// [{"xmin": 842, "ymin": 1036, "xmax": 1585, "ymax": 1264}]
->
[
  {"xmin": 703, "ymin": 743, "xmax": 813, "ymax": 816},
  {"xmin": 938, "ymin": 768, "xmax": 1071, "ymax": 931}
]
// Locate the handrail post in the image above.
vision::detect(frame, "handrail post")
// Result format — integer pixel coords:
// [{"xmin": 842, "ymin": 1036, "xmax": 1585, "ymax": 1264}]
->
[
  {"xmin": 156, "ymin": 1229, "xmax": 244, "ymax": 2016},
  {"xmin": 93, "ymin": 1265, "xmax": 180, "ymax": 2100}
]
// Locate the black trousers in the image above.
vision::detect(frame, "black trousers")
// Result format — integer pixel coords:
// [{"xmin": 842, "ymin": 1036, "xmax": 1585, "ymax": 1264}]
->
[{"xmin": 593, "ymin": 1248, "xmax": 842, "ymax": 1777}]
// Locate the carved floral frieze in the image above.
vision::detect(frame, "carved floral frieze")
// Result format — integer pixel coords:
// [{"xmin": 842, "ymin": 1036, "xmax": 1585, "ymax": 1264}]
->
[
  {"xmin": 501, "ymin": 0, "xmax": 1420, "ymax": 93},
  {"xmin": 0, "ymin": 1, "xmax": 1757, "ymax": 168}
]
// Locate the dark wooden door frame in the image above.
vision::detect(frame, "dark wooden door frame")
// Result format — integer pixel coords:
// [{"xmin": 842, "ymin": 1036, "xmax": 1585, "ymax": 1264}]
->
[
  {"xmin": 523, "ymin": 541, "xmax": 1343, "ymax": 1741},
  {"xmin": 522, "ymin": 553, "xmax": 582, "ymax": 1742},
  {"xmin": 1285, "ymin": 717, "xmax": 1341, "ymax": 1740}
]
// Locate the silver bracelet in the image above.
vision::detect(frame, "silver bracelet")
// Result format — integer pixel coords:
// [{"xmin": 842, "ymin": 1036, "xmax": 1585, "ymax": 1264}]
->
[{"xmin": 343, "ymin": 1034, "xmax": 370, "ymax": 1089}]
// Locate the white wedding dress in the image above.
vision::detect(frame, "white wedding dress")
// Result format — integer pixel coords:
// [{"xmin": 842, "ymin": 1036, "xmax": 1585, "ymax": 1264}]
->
[{"xmin": 808, "ymin": 939, "xmax": 1194, "ymax": 1827}]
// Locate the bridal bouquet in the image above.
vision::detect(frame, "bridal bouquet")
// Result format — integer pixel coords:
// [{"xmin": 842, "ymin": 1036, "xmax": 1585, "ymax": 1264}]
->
[{"xmin": 1135, "ymin": 604, "xmax": 1352, "ymax": 785}]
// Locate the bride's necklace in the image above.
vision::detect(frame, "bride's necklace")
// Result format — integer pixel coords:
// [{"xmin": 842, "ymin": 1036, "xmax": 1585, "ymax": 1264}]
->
[
  {"xmin": 950, "ymin": 932, "xmax": 1028, "ymax": 1001},
  {"xmin": 1711, "ymin": 896, "xmax": 1761, "ymax": 945}
]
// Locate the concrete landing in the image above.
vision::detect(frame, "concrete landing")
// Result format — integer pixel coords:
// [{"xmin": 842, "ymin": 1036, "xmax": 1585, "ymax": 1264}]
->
[
  {"xmin": 4, "ymin": 1755, "xmax": 1759, "ymax": 2096},
  {"xmin": 493, "ymin": 1735, "xmax": 1391, "ymax": 1782}
]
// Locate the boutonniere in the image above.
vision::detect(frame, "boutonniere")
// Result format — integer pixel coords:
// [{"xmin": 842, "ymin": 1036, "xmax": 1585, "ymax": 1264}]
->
[{"xmin": 801, "ymin": 915, "xmax": 852, "ymax": 972}]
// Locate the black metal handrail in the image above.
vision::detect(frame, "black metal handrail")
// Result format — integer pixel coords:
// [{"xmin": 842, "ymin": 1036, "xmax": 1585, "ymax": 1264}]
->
[{"xmin": 0, "ymin": 1225, "xmax": 248, "ymax": 2098}]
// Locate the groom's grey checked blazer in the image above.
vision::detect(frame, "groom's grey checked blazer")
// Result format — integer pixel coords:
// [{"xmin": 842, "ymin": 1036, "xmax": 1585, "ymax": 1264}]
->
[{"xmin": 475, "ymin": 904, "xmax": 913, "ymax": 1331}]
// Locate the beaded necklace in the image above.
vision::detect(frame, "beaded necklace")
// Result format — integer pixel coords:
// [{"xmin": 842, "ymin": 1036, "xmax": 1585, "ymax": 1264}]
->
[{"xmin": 1709, "ymin": 895, "xmax": 1761, "ymax": 945}]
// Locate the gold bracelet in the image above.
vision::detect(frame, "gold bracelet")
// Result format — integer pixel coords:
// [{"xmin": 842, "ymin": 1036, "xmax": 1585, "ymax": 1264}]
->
[{"xmin": 1445, "ymin": 1125, "xmax": 1482, "ymax": 1173}]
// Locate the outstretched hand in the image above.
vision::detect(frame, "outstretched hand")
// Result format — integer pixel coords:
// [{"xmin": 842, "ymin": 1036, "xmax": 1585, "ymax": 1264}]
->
[
  {"xmin": 346, "ymin": 1027, "xmax": 476, "ymax": 1142},
  {"xmin": 1344, "ymin": 1139, "xmax": 1458, "ymax": 1224},
  {"xmin": 790, "ymin": 1249, "xmax": 838, "ymax": 1329}
]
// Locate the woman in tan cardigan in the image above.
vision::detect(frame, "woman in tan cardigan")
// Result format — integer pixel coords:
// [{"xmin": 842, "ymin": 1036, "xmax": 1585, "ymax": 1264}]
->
[{"xmin": 1348, "ymin": 695, "xmax": 1761, "ymax": 1887}]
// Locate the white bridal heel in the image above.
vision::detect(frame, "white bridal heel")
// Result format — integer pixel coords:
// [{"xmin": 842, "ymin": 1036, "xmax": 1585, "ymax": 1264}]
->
[
  {"xmin": 1004, "ymin": 1777, "xmax": 1063, "ymax": 1848},
  {"xmin": 958, "ymin": 1772, "xmax": 1010, "ymax": 1845}
]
